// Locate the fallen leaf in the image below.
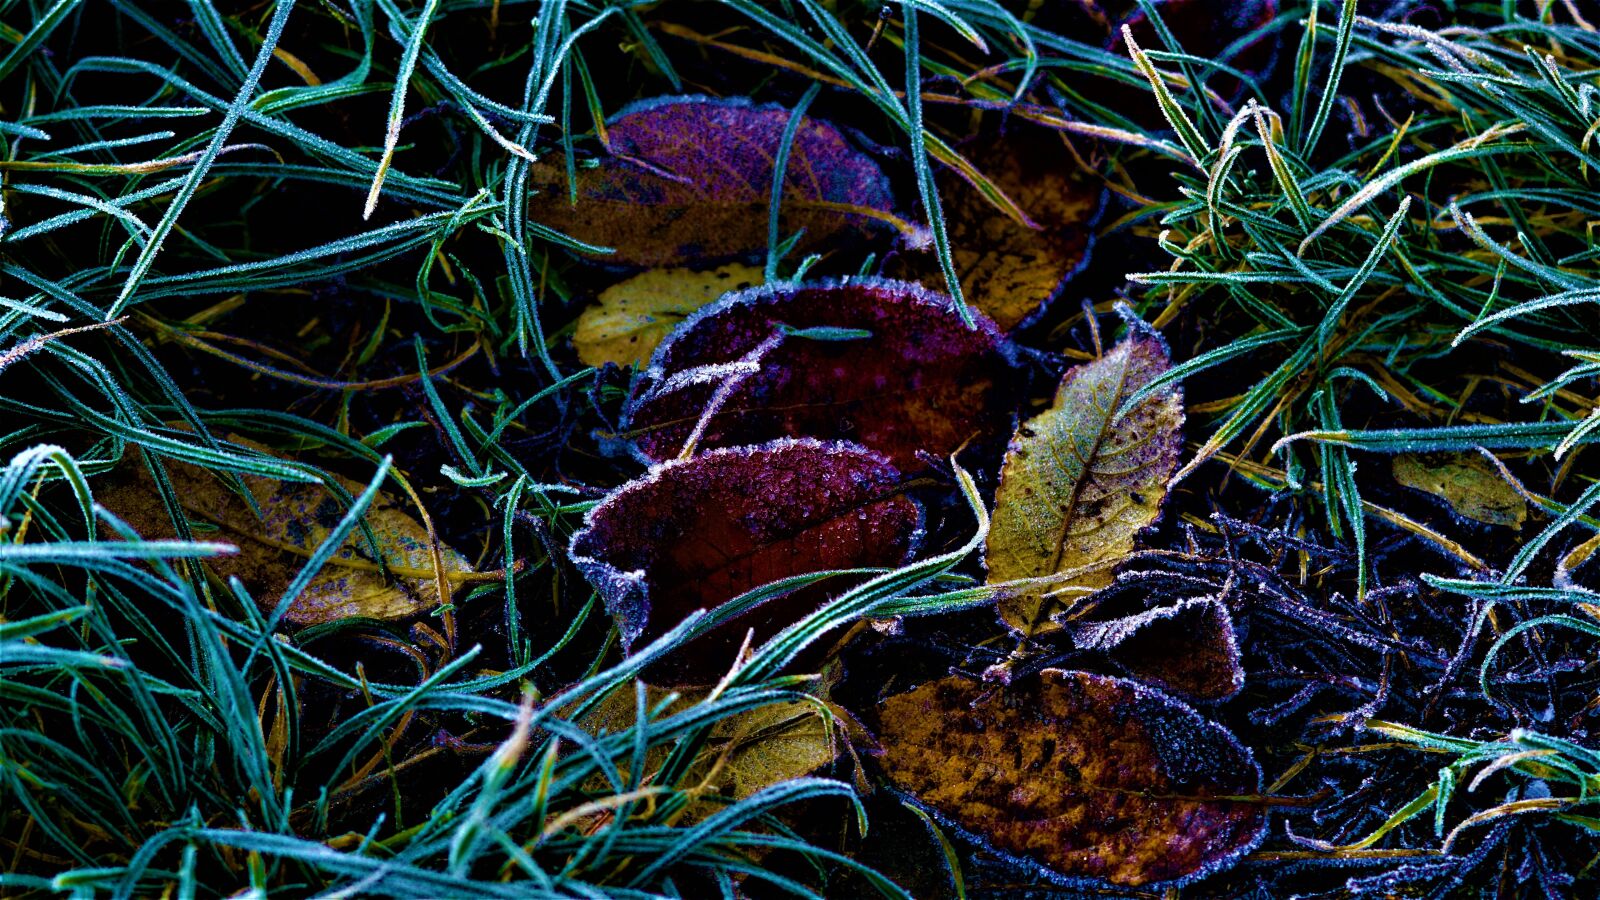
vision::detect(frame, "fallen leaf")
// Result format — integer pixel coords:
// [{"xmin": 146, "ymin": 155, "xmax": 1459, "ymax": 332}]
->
[
  {"xmin": 575, "ymin": 263, "xmax": 764, "ymax": 368},
  {"xmin": 1073, "ymin": 597, "xmax": 1243, "ymax": 702},
  {"xmin": 624, "ymin": 278, "xmax": 1018, "ymax": 469},
  {"xmin": 1392, "ymin": 452, "xmax": 1527, "ymax": 529},
  {"xmin": 987, "ymin": 332, "xmax": 1183, "ymax": 634},
  {"xmin": 703, "ymin": 698, "xmax": 839, "ymax": 801},
  {"xmin": 529, "ymin": 95, "xmax": 896, "ymax": 267},
  {"xmin": 574, "ymin": 682, "xmax": 839, "ymax": 819},
  {"xmin": 569, "ymin": 438, "xmax": 921, "ymax": 686},
  {"xmin": 98, "ymin": 439, "xmax": 470, "ymax": 624},
  {"xmin": 873, "ymin": 669, "xmax": 1266, "ymax": 888},
  {"xmin": 884, "ymin": 126, "xmax": 1099, "ymax": 330}
]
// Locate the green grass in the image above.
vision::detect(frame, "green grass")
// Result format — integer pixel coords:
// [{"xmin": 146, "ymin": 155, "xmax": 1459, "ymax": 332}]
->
[{"xmin": 4, "ymin": 0, "xmax": 1600, "ymax": 895}]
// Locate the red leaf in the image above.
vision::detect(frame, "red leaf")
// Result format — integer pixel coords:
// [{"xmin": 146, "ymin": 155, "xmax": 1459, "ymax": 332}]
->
[
  {"xmin": 569, "ymin": 439, "xmax": 921, "ymax": 686},
  {"xmin": 529, "ymin": 95, "xmax": 896, "ymax": 267},
  {"xmin": 623, "ymin": 279, "xmax": 1018, "ymax": 470}
]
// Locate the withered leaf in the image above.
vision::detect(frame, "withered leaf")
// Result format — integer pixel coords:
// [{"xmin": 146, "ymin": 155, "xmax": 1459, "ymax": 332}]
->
[
  {"xmin": 574, "ymin": 263, "xmax": 764, "ymax": 368},
  {"xmin": 624, "ymin": 279, "xmax": 1018, "ymax": 469},
  {"xmin": 569, "ymin": 439, "xmax": 921, "ymax": 686},
  {"xmin": 873, "ymin": 669, "xmax": 1265, "ymax": 888},
  {"xmin": 1073, "ymin": 597, "xmax": 1243, "ymax": 703},
  {"xmin": 574, "ymin": 682, "xmax": 839, "ymax": 822},
  {"xmin": 1392, "ymin": 452, "xmax": 1527, "ymax": 529},
  {"xmin": 884, "ymin": 125, "xmax": 1099, "ymax": 330},
  {"xmin": 529, "ymin": 95, "xmax": 895, "ymax": 267},
  {"xmin": 987, "ymin": 332, "xmax": 1183, "ymax": 635},
  {"xmin": 98, "ymin": 441, "xmax": 470, "ymax": 625}
]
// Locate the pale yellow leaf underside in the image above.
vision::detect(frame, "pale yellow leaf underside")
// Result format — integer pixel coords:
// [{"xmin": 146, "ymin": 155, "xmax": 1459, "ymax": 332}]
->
[
  {"xmin": 574, "ymin": 263, "xmax": 763, "ymax": 368},
  {"xmin": 986, "ymin": 336, "xmax": 1183, "ymax": 635}
]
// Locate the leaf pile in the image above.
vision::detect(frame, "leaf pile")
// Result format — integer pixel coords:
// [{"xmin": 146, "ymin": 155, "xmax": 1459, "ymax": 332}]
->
[{"xmin": 13, "ymin": 1, "xmax": 1600, "ymax": 896}]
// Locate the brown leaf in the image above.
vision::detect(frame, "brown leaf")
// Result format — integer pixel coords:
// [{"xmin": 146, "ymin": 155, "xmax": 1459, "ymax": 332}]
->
[
  {"xmin": 623, "ymin": 279, "xmax": 1018, "ymax": 470},
  {"xmin": 98, "ymin": 440, "xmax": 469, "ymax": 624},
  {"xmin": 528, "ymin": 96, "xmax": 896, "ymax": 267},
  {"xmin": 574, "ymin": 263, "xmax": 764, "ymax": 368},
  {"xmin": 986, "ymin": 332, "xmax": 1183, "ymax": 634},
  {"xmin": 885, "ymin": 126, "xmax": 1099, "ymax": 330},
  {"xmin": 1073, "ymin": 597, "xmax": 1244, "ymax": 702},
  {"xmin": 873, "ymin": 669, "xmax": 1265, "ymax": 888},
  {"xmin": 569, "ymin": 439, "xmax": 921, "ymax": 686},
  {"xmin": 1392, "ymin": 451, "xmax": 1527, "ymax": 529}
]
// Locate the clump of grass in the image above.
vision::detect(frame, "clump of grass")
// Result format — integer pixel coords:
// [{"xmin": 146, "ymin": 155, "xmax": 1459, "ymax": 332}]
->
[
  {"xmin": 1124, "ymin": 2, "xmax": 1600, "ymax": 590},
  {"xmin": 4, "ymin": 0, "xmax": 1600, "ymax": 895},
  {"xmin": 0, "ymin": 1, "xmax": 1022, "ymax": 894}
]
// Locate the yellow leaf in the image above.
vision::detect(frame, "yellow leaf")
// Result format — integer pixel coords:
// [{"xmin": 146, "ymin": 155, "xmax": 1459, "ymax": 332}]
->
[
  {"xmin": 1392, "ymin": 452, "xmax": 1527, "ymax": 529},
  {"xmin": 572, "ymin": 682, "xmax": 837, "ymax": 822},
  {"xmin": 98, "ymin": 436, "xmax": 470, "ymax": 624},
  {"xmin": 987, "ymin": 334, "xmax": 1183, "ymax": 635},
  {"xmin": 884, "ymin": 126, "xmax": 1098, "ymax": 330},
  {"xmin": 574, "ymin": 263, "xmax": 763, "ymax": 368},
  {"xmin": 704, "ymin": 699, "xmax": 836, "ymax": 801}
]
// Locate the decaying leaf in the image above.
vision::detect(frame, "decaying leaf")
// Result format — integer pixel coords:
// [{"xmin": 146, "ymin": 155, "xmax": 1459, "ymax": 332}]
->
[
  {"xmin": 98, "ymin": 440, "xmax": 471, "ymax": 624},
  {"xmin": 873, "ymin": 669, "xmax": 1265, "ymax": 888},
  {"xmin": 574, "ymin": 682, "xmax": 840, "ymax": 821},
  {"xmin": 1392, "ymin": 452, "xmax": 1527, "ymax": 529},
  {"xmin": 529, "ymin": 95, "xmax": 896, "ymax": 267},
  {"xmin": 569, "ymin": 439, "xmax": 921, "ymax": 686},
  {"xmin": 987, "ymin": 332, "xmax": 1183, "ymax": 634},
  {"xmin": 575, "ymin": 263, "xmax": 764, "ymax": 368},
  {"xmin": 624, "ymin": 279, "xmax": 1018, "ymax": 469},
  {"xmin": 1073, "ymin": 597, "xmax": 1243, "ymax": 702},
  {"xmin": 885, "ymin": 126, "xmax": 1099, "ymax": 330}
]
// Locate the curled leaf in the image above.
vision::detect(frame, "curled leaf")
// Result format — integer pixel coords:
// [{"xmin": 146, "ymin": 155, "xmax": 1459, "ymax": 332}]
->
[
  {"xmin": 529, "ymin": 95, "xmax": 896, "ymax": 267},
  {"xmin": 987, "ymin": 332, "xmax": 1183, "ymax": 634},
  {"xmin": 569, "ymin": 439, "xmax": 921, "ymax": 686},
  {"xmin": 1392, "ymin": 452, "xmax": 1527, "ymax": 529},
  {"xmin": 98, "ymin": 440, "xmax": 469, "ymax": 624},
  {"xmin": 885, "ymin": 126, "xmax": 1099, "ymax": 330},
  {"xmin": 624, "ymin": 279, "xmax": 1018, "ymax": 469},
  {"xmin": 574, "ymin": 263, "xmax": 764, "ymax": 368},
  {"xmin": 873, "ymin": 669, "xmax": 1266, "ymax": 888},
  {"xmin": 1073, "ymin": 597, "xmax": 1243, "ymax": 702}
]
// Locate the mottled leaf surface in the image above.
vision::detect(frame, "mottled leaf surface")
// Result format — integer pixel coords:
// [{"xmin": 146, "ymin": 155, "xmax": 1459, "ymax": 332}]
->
[
  {"xmin": 1393, "ymin": 451, "xmax": 1527, "ymax": 529},
  {"xmin": 575, "ymin": 263, "xmax": 763, "ymax": 368},
  {"xmin": 99, "ymin": 441, "xmax": 469, "ymax": 624},
  {"xmin": 885, "ymin": 127, "xmax": 1099, "ymax": 330},
  {"xmin": 569, "ymin": 439, "xmax": 921, "ymax": 686},
  {"xmin": 529, "ymin": 95, "xmax": 894, "ymax": 267},
  {"xmin": 625, "ymin": 279, "xmax": 1017, "ymax": 469},
  {"xmin": 987, "ymin": 334, "xmax": 1183, "ymax": 634},
  {"xmin": 1073, "ymin": 597, "xmax": 1243, "ymax": 702},
  {"xmin": 873, "ymin": 669, "xmax": 1265, "ymax": 888}
]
